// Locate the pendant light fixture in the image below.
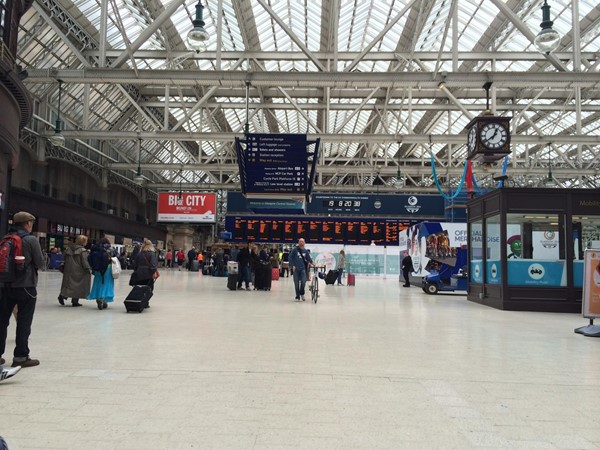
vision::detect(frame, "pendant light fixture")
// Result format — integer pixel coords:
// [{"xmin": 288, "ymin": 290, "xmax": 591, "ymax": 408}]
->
[
  {"xmin": 48, "ymin": 80, "xmax": 65, "ymax": 147},
  {"xmin": 545, "ymin": 144, "xmax": 554, "ymax": 186},
  {"xmin": 134, "ymin": 138, "xmax": 145, "ymax": 184},
  {"xmin": 534, "ymin": 0, "xmax": 561, "ymax": 55},
  {"xmin": 187, "ymin": 0, "xmax": 209, "ymax": 52}
]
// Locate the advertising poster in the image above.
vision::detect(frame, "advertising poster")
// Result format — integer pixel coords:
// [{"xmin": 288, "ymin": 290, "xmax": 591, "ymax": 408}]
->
[
  {"xmin": 157, "ymin": 193, "xmax": 216, "ymax": 223},
  {"xmin": 582, "ymin": 249, "xmax": 600, "ymax": 318}
]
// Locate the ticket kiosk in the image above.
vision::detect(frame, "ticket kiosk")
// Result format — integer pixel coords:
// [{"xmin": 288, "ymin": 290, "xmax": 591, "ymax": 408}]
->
[{"xmin": 466, "ymin": 188, "xmax": 600, "ymax": 312}]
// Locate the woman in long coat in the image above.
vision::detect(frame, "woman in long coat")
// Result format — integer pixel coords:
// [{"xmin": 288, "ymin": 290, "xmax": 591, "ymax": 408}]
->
[
  {"xmin": 87, "ymin": 238, "xmax": 115, "ymax": 310},
  {"xmin": 58, "ymin": 235, "xmax": 91, "ymax": 306}
]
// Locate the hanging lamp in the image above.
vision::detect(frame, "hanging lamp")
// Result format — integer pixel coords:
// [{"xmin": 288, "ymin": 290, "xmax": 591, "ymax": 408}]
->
[
  {"xmin": 534, "ymin": 1, "xmax": 560, "ymax": 54},
  {"xmin": 187, "ymin": 0, "xmax": 209, "ymax": 52},
  {"xmin": 48, "ymin": 80, "xmax": 65, "ymax": 147}
]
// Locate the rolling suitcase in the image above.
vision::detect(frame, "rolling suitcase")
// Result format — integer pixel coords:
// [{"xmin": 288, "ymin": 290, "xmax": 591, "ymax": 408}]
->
[
  {"xmin": 191, "ymin": 260, "xmax": 199, "ymax": 272},
  {"xmin": 227, "ymin": 273, "xmax": 238, "ymax": 290},
  {"xmin": 254, "ymin": 262, "xmax": 272, "ymax": 291},
  {"xmin": 347, "ymin": 273, "xmax": 356, "ymax": 286},
  {"xmin": 124, "ymin": 285, "xmax": 153, "ymax": 313},
  {"xmin": 271, "ymin": 267, "xmax": 280, "ymax": 281},
  {"xmin": 325, "ymin": 269, "xmax": 339, "ymax": 285}
]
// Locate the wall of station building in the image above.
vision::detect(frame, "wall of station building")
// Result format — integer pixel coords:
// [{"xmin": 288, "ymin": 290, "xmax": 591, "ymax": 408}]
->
[{"xmin": 7, "ymin": 149, "xmax": 168, "ymax": 251}]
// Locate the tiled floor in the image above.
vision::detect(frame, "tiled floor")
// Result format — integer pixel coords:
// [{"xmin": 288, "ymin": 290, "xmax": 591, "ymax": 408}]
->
[{"xmin": 1, "ymin": 269, "xmax": 599, "ymax": 449}]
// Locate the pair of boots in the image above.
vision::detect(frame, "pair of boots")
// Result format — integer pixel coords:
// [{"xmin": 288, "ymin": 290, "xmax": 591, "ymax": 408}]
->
[
  {"xmin": 58, "ymin": 295, "xmax": 81, "ymax": 307},
  {"xmin": 96, "ymin": 299, "xmax": 108, "ymax": 310}
]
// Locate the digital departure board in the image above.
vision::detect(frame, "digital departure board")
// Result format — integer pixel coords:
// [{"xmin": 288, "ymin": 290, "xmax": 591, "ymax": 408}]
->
[
  {"xmin": 284, "ymin": 221, "xmax": 295, "ymax": 241},
  {"xmin": 347, "ymin": 221, "xmax": 360, "ymax": 243},
  {"xmin": 259, "ymin": 220, "xmax": 271, "ymax": 241},
  {"xmin": 372, "ymin": 222, "xmax": 385, "ymax": 243},
  {"xmin": 272, "ymin": 220, "xmax": 284, "ymax": 241},
  {"xmin": 297, "ymin": 220, "xmax": 308, "ymax": 238},
  {"xmin": 334, "ymin": 222, "xmax": 346, "ymax": 242},
  {"xmin": 308, "ymin": 221, "xmax": 320, "ymax": 242},
  {"xmin": 247, "ymin": 219, "xmax": 259, "ymax": 240},
  {"xmin": 234, "ymin": 219, "xmax": 245, "ymax": 240},
  {"xmin": 322, "ymin": 220, "xmax": 334, "ymax": 242},
  {"xmin": 359, "ymin": 222, "xmax": 371, "ymax": 244},
  {"xmin": 225, "ymin": 216, "xmax": 412, "ymax": 245}
]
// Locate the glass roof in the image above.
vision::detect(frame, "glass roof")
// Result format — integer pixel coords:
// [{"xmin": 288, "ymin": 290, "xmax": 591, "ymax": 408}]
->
[{"xmin": 14, "ymin": 0, "xmax": 600, "ymax": 190}]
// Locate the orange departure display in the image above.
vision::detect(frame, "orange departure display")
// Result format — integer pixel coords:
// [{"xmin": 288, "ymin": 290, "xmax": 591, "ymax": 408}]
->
[{"xmin": 226, "ymin": 217, "xmax": 411, "ymax": 245}]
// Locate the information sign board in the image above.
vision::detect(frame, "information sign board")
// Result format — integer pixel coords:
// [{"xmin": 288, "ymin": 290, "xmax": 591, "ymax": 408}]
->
[{"xmin": 582, "ymin": 249, "xmax": 600, "ymax": 318}]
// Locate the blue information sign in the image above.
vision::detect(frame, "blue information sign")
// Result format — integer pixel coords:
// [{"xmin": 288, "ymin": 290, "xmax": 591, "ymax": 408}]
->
[{"xmin": 243, "ymin": 134, "xmax": 308, "ymax": 194}]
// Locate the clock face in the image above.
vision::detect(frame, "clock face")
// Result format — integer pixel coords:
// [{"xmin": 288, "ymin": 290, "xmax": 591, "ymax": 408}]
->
[
  {"xmin": 467, "ymin": 126, "xmax": 477, "ymax": 154},
  {"xmin": 480, "ymin": 122, "xmax": 508, "ymax": 150}
]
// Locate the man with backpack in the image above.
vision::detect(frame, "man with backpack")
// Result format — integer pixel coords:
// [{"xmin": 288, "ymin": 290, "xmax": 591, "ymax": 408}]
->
[{"xmin": 0, "ymin": 211, "xmax": 45, "ymax": 368}]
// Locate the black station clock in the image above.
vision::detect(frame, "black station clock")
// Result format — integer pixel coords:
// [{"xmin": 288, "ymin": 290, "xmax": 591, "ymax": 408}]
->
[{"xmin": 465, "ymin": 115, "xmax": 511, "ymax": 162}]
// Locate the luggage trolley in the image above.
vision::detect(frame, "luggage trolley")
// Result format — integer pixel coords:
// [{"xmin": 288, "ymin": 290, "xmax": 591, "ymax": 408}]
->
[{"xmin": 308, "ymin": 265, "xmax": 327, "ymax": 303}]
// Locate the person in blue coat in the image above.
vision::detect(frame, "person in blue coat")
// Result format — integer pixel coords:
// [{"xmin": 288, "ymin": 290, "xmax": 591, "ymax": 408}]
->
[
  {"xmin": 87, "ymin": 238, "xmax": 115, "ymax": 310},
  {"xmin": 289, "ymin": 238, "xmax": 314, "ymax": 301}
]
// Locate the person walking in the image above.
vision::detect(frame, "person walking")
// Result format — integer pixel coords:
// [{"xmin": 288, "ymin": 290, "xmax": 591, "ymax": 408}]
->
[
  {"xmin": 289, "ymin": 238, "xmax": 314, "ymax": 301},
  {"xmin": 87, "ymin": 238, "xmax": 115, "ymax": 310},
  {"xmin": 176, "ymin": 249, "xmax": 185, "ymax": 271},
  {"xmin": 401, "ymin": 251, "xmax": 414, "ymax": 287},
  {"xmin": 336, "ymin": 249, "xmax": 346, "ymax": 286},
  {"xmin": 133, "ymin": 239, "xmax": 158, "ymax": 293},
  {"xmin": 0, "ymin": 211, "xmax": 45, "ymax": 368},
  {"xmin": 58, "ymin": 235, "xmax": 91, "ymax": 307},
  {"xmin": 281, "ymin": 248, "xmax": 290, "ymax": 277},
  {"xmin": 187, "ymin": 247, "xmax": 197, "ymax": 271},
  {"xmin": 165, "ymin": 249, "xmax": 173, "ymax": 269}
]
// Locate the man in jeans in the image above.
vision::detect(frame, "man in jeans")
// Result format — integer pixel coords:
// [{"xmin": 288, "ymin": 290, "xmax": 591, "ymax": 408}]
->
[
  {"xmin": 289, "ymin": 238, "xmax": 314, "ymax": 301},
  {"xmin": 0, "ymin": 211, "xmax": 45, "ymax": 368}
]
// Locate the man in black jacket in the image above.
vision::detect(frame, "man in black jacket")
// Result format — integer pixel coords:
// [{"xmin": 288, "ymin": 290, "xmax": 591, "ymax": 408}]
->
[
  {"xmin": 401, "ymin": 251, "xmax": 414, "ymax": 287},
  {"xmin": 0, "ymin": 211, "xmax": 45, "ymax": 368},
  {"xmin": 236, "ymin": 242, "xmax": 252, "ymax": 290}
]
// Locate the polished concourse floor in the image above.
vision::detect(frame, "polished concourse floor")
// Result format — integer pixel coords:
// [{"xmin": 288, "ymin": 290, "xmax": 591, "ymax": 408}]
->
[{"xmin": 1, "ymin": 269, "xmax": 599, "ymax": 450}]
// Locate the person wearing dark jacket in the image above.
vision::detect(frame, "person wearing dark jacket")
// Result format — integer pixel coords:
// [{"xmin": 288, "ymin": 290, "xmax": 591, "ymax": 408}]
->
[
  {"xmin": 236, "ymin": 243, "xmax": 251, "ymax": 290},
  {"xmin": 58, "ymin": 235, "xmax": 91, "ymax": 307},
  {"xmin": 187, "ymin": 247, "xmax": 197, "ymax": 271},
  {"xmin": 0, "ymin": 211, "xmax": 45, "ymax": 368},
  {"xmin": 87, "ymin": 238, "xmax": 115, "ymax": 310},
  {"xmin": 401, "ymin": 251, "xmax": 414, "ymax": 287},
  {"xmin": 133, "ymin": 239, "xmax": 158, "ymax": 294}
]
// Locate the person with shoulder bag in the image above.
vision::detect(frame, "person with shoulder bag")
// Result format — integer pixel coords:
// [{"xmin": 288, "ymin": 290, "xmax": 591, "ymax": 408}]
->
[
  {"xmin": 132, "ymin": 239, "xmax": 159, "ymax": 294},
  {"xmin": 87, "ymin": 238, "xmax": 115, "ymax": 310},
  {"xmin": 58, "ymin": 235, "xmax": 92, "ymax": 307}
]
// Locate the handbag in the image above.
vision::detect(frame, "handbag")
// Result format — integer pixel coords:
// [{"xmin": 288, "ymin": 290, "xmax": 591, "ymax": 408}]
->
[
  {"xmin": 111, "ymin": 256, "xmax": 122, "ymax": 279},
  {"xmin": 129, "ymin": 271, "xmax": 139, "ymax": 286}
]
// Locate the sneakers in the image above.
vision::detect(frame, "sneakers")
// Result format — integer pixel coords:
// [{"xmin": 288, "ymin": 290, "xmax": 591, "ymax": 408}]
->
[
  {"xmin": 294, "ymin": 297, "xmax": 300, "ymax": 302},
  {"xmin": 12, "ymin": 358, "xmax": 39, "ymax": 368},
  {"xmin": 1, "ymin": 365, "xmax": 21, "ymax": 381}
]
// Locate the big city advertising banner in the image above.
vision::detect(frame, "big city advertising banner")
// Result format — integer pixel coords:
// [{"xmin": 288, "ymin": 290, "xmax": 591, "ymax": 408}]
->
[{"xmin": 157, "ymin": 193, "xmax": 216, "ymax": 223}]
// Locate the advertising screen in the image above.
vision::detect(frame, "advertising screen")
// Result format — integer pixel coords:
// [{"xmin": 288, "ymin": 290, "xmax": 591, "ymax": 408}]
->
[{"xmin": 157, "ymin": 192, "xmax": 216, "ymax": 223}]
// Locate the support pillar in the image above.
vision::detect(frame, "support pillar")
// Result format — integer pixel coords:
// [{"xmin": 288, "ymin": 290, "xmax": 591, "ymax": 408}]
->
[{"xmin": 166, "ymin": 224, "xmax": 195, "ymax": 252}]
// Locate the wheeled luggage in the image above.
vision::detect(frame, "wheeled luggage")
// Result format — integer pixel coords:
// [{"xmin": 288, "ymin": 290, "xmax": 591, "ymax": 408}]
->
[
  {"xmin": 227, "ymin": 273, "xmax": 238, "ymax": 290},
  {"xmin": 347, "ymin": 273, "xmax": 356, "ymax": 286},
  {"xmin": 254, "ymin": 262, "xmax": 272, "ymax": 291},
  {"xmin": 124, "ymin": 285, "xmax": 153, "ymax": 313},
  {"xmin": 191, "ymin": 260, "xmax": 199, "ymax": 272},
  {"xmin": 325, "ymin": 269, "xmax": 339, "ymax": 285},
  {"xmin": 271, "ymin": 267, "xmax": 280, "ymax": 281}
]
